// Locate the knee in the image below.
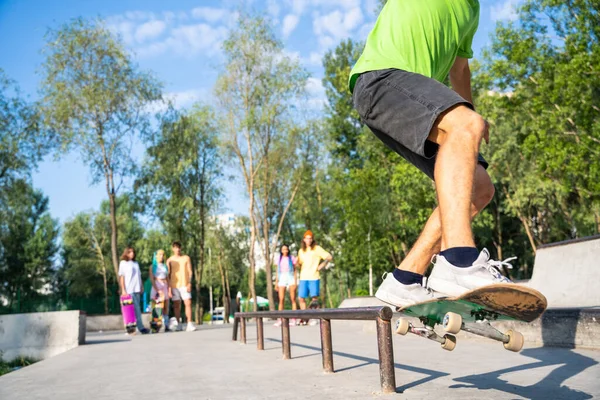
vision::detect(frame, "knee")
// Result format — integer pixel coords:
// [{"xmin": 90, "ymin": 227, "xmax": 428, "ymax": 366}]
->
[{"xmin": 450, "ymin": 113, "xmax": 487, "ymax": 144}]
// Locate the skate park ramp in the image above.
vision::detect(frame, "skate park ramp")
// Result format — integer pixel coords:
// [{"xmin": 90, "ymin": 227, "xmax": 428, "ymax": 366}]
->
[{"xmin": 527, "ymin": 235, "xmax": 600, "ymax": 308}]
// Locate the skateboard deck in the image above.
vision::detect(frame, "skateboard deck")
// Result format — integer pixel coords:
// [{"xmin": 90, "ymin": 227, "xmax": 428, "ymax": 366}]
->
[
  {"xmin": 120, "ymin": 294, "xmax": 137, "ymax": 334},
  {"xmin": 150, "ymin": 295, "xmax": 165, "ymax": 333},
  {"xmin": 395, "ymin": 284, "xmax": 547, "ymax": 352}
]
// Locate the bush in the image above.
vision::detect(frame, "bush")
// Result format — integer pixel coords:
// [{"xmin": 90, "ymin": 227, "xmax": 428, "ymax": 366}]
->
[{"xmin": 0, "ymin": 353, "xmax": 37, "ymax": 377}]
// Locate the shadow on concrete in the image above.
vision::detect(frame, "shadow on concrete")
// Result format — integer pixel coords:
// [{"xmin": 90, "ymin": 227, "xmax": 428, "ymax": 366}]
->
[
  {"xmin": 85, "ymin": 338, "xmax": 131, "ymax": 345},
  {"xmin": 266, "ymin": 338, "xmax": 449, "ymax": 392},
  {"xmin": 450, "ymin": 347, "xmax": 597, "ymax": 399}
]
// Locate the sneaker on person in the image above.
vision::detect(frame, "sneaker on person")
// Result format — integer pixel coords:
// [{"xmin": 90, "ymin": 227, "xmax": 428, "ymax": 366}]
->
[
  {"xmin": 427, "ymin": 248, "xmax": 513, "ymax": 297},
  {"xmin": 168, "ymin": 317, "xmax": 179, "ymax": 331},
  {"xmin": 289, "ymin": 318, "xmax": 297, "ymax": 326},
  {"xmin": 308, "ymin": 319, "xmax": 319, "ymax": 326},
  {"xmin": 185, "ymin": 322, "xmax": 196, "ymax": 332},
  {"xmin": 375, "ymin": 271, "xmax": 436, "ymax": 308},
  {"xmin": 274, "ymin": 318, "xmax": 282, "ymax": 327}
]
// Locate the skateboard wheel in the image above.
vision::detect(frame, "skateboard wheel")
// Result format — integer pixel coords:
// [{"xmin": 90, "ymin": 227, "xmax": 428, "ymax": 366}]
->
[
  {"xmin": 503, "ymin": 330, "xmax": 524, "ymax": 352},
  {"xmin": 442, "ymin": 312, "xmax": 462, "ymax": 334},
  {"xmin": 441, "ymin": 334, "xmax": 456, "ymax": 351},
  {"xmin": 395, "ymin": 318, "xmax": 410, "ymax": 335}
]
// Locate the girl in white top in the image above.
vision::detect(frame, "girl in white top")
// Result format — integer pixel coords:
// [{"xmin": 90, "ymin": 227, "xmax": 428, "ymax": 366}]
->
[{"xmin": 149, "ymin": 249, "xmax": 171, "ymax": 331}]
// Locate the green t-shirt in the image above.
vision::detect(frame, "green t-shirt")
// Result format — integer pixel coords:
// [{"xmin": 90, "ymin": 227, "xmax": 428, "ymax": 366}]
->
[{"xmin": 349, "ymin": 0, "xmax": 480, "ymax": 92}]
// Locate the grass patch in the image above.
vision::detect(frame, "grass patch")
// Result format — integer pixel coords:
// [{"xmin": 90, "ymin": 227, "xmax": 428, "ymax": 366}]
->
[{"xmin": 0, "ymin": 355, "xmax": 37, "ymax": 376}]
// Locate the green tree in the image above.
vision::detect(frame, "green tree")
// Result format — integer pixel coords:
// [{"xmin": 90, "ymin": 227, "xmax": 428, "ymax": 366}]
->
[
  {"xmin": 136, "ymin": 106, "xmax": 222, "ymax": 322},
  {"xmin": 0, "ymin": 181, "xmax": 59, "ymax": 309},
  {"xmin": 0, "ymin": 69, "xmax": 49, "ymax": 184},
  {"xmin": 61, "ymin": 194, "xmax": 145, "ymax": 313},
  {"xmin": 473, "ymin": 0, "xmax": 600, "ymax": 261},
  {"xmin": 39, "ymin": 18, "xmax": 162, "ymax": 279},
  {"xmin": 215, "ymin": 14, "xmax": 308, "ymax": 311}
]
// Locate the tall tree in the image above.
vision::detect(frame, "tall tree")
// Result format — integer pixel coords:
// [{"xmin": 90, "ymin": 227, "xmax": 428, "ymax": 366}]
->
[
  {"xmin": 215, "ymin": 14, "xmax": 308, "ymax": 311},
  {"xmin": 39, "ymin": 18, "xmax": 162, "ymax": 278},
  {"xmin": 474, "ymin": 0, "xmax": 600, "ymax": 253},
  {"xmin": 0, "ymin": 181, "xmax": 59, "ymax": 309},
  {"xmin": 61, "ymin": 194, "xmax": 145, "ymax": 313},
  {"xmin": 136, "ymin": 105, "xmax": 223, "ymax": 322},
  {"xmin": 0, "ymin": 69, "xmax": 49, "ymax": 185}
]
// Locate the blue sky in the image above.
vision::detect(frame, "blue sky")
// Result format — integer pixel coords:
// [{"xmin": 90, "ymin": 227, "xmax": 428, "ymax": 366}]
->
[{"xmin": 0, "ymin": 0, "xmax": 521, "ymax": 224}]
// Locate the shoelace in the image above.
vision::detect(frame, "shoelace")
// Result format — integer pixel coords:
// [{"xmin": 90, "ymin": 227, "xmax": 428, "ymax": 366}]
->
[{"xmin": 484, "ymin": 256, "xmax": 516, "ymax": 282}]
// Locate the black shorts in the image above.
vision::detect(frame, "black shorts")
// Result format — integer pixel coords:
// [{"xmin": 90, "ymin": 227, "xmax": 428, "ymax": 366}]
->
[{"xmin": 352, "ymin": 68, "xmax": 488, "ymax": 180}]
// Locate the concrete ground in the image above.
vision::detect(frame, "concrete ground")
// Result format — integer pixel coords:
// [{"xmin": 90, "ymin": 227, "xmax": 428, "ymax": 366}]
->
[{"xmin": 1, "ymin": 321, "xmax": 599, "ymax": 399}]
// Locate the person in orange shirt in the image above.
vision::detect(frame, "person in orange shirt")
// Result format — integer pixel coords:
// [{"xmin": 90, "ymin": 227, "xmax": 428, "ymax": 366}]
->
[
  {"xmin": 297, "ymin": 230, "xmax": 332, "ymax": 316},
  {"xmin": 167, "ymin": 241, "xmax": 195, "ymax": 332}
]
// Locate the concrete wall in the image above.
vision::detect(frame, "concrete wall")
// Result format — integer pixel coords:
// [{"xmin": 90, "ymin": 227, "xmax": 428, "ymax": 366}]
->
[
  {"xmin": 528, "ymin": 235, "xmax": 600, "ymax": 308},
  {"xmin": 86, "ymin": 313, "xmax": 151, "ymax": 332},
  {"xmin": 0, "ymin": 311, "xmax": 86, "ymax": 361}
]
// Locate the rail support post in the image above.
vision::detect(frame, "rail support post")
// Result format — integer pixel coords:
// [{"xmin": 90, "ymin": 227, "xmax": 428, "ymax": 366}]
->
[
  {"xmin": 240, "ymin": 317, "xmax": 247, "ymax": 344},
  {"xmin": 282, "ymin": 318, "xmax": 291, "ymax": 359},
  {"xmin": 376, "ymin": 316, "xmax": 396, "ymax": 394},
  {"xmin": 320, "ymin": 318, "xmax": 334, "ymax": 373},
  {"xmin": 232, "ymin": 316, "xmax": 239, "ymax": 341},
  {"xmin": 257, "ymin": 317, "xmax": 264, "ymax": 350}
]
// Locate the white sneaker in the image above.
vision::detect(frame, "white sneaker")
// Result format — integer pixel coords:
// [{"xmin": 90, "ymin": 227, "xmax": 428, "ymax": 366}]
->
[
  {"xmin": 308, "ymin": 319, "xmax": 319, "ymax": 326},
  {"xmin": 185, "ymin": 322, "xmax": 196, "ymax": 332},
  {"xmin": 427, "ymin": 248, "xmax": 513, "ymax": 297},
  {"xmin": 375, "ymin": 271, "xmax": 436, "ymax": 307}
]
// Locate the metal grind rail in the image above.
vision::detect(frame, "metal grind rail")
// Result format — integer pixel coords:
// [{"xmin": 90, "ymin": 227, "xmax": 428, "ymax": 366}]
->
[{"xmin": 232, "ymin": 306, "xmax": 396, "ymax": 394}]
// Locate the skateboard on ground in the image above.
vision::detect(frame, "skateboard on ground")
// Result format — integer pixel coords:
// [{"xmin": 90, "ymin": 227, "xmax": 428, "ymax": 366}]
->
[
  {"xmin": 120, "ymin": 294, "xmax": 137, "ymax": 334},
  {"xmin": 150, "ymin": 294, "xmax": 165, "ymax": 333},
  {"xmin": 395, "ymin": 283, "xmax": 547, "ymax": 352},
  {"xmin": 302, "ymin": 298, "xmax": 321, "ymax": 325}
]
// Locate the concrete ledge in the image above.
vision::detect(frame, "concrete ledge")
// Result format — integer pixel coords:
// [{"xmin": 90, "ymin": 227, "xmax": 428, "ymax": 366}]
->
[
  {"xmin": 86, "ymin": 313, "xmax": 151, "ymax": 332},
  {"xmin": 528, "ymin": 235, "xmax": 600, "ymax": 308},
  {"xmin": 339, "ymin": 297, "xmax": 600, "ymax": 349},
  {"xmin": 0, "ymin": 310, "xmax": 86, "ymax": 361}
]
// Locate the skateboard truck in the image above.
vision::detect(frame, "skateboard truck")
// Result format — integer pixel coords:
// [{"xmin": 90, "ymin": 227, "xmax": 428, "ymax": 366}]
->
[
  {"xmin": 396, "ymin": 312, "xmax": 524, "ymax": 352},
  {"xmin": 396, "ymin": 318, "xmax": 456, "ymax": 351}
]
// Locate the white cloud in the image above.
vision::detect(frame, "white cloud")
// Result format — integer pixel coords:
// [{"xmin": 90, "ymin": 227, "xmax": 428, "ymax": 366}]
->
[
  {"xmin": 307, "ymin": 51, "xmax": 323, "ymax": 67},
  {"xmin": 134, "ymin": 20, "xmax": 166, "ymax": 42},
  {"xmin": 166, "ymin": 89, "xmax": 208, "ymax": 107},
  {"xmin": 305, "ymin": 76, "xmax": 327, "ymax": 110},
  {"xmin": 191, "ymin": 7, "xmax": 227, "ymax": 23},
  {"xmin": 343, "ymin": 7, "xmax": 363, "ymax": 30},
  {"xmin": 313, "ymin": 7, "xmax": 363, "ymax": 48},
  {"xmin": 287, "ymin": 0, "xmax": 361, "ymax": 15},
  {"xmin": 365, "ymin": 0, "xmax": 379, "ymax": 16},
  {"xmin": 282, "ymin": 14, "xmax": 300, "ymax": 38},
  {"xmin": 357, "ymin": 20, "xmax": 375, "ymax": 40},
  {"xmin": 490, "ymin": 0, "xmax": 521, "ymax": 21},
  {"xmin": 267, "ymin": 0, "xmax": 281, "ymax": 19}
]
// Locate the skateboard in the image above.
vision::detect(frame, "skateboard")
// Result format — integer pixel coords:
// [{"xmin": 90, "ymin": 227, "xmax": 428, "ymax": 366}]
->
[
  {"xmin": 120, "ymin": 294, "xmax": 137, "ymax": 334},
  {"xmin": 150, "ymin": 294, "xmax": 165, "ymax": 333},
  {"xmin": 395, "ymin": 284, "xmax": 547, "ymax": 352}
]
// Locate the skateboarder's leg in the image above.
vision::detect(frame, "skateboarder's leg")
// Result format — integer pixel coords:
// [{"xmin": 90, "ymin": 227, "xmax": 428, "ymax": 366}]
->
[
  {"xmin": 428, "ymin": 104, "xmax": 487, "ymax": 250},
  {"xmin": 398, "ymin": 165, "xmax": 494, "ymax": 275}
]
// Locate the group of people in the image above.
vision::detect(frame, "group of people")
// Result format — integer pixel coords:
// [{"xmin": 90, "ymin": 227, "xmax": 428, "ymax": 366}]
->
[
  {"xmin": 118, "ymin": 241, "xmax": 196, "ymax": 334},
  {"xmin": 273, "ymin": 230, "xmax": 332, "ymax": 326}
]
